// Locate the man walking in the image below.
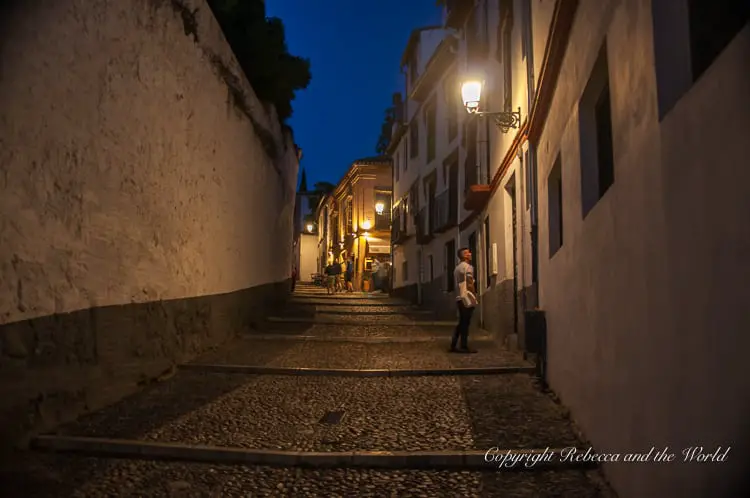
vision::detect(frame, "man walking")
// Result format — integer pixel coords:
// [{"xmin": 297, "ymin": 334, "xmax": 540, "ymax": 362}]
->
[{"xmin": 451, "ymin": 247, "xmax": 478, "ymax": 353}]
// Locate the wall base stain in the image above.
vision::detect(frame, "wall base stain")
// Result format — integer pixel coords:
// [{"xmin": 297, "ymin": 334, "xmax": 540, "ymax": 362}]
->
[{"xmin": 0, "ymin": 280, "xmax": 289, "ymax": 454}]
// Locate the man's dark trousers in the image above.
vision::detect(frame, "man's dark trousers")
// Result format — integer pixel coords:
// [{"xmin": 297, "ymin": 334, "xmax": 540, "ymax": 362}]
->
[{"xmin": 452, "ymin": 301, "xmax": 474, "ymax": 350}]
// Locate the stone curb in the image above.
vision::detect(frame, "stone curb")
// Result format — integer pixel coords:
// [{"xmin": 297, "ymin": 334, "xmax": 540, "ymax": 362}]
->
[
  {"xmin": 267, "ymin": 317, "xmax": 455, "ymax": 327},
  {"xmin": 314, "ymin": 309, "xmax": 433, "ymax": 316},
  {"xmin": 291, "ymin": 294, "xmax": 393, "ymax": 300},
  {"xmin": 177, "ymin": 364, "xmax": 536, "ymax": 376},
  {"xmin": 290, "ymin": 301, "xmax": 411, "ymax": 307},
  {"xmin": 31, "ymin": 436, "xmax": 597, "ymax": 471},
  {"xmin": 242, "ymin": 334, "xmax": 496, "ymax": 343}
]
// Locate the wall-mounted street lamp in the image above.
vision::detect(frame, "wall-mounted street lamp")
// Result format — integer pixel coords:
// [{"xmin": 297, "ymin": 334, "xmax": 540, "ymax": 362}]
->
[
  {"xmin": 375, "ymin": 201, "xmax": 385, "ymax": 215},
  {"xmin": 361, "ymin": 219, "xmax": 372, "ymax": 230},
  {"xmin": 306, "ymin": 223, "xmax": 314, "ymax": 233},
  {"xmin": 461, "ymin": 80, "xmax": 521, "ymax": 133}
]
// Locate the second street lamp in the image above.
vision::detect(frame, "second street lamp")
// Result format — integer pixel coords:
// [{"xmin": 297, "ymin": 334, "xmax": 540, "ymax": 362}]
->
[{"xmin": 460, "ymin": 80, "xmax": 521, "ymax": 133}]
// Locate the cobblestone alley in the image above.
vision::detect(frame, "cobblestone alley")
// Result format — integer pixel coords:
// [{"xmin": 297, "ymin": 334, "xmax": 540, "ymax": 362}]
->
[{"xmin": 5, "ymin": 283, "xmax": 616, "ymax": 497}]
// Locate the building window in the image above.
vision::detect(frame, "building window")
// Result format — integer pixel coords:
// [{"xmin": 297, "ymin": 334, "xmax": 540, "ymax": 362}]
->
[
  {"xmin": 374, "ymin": 191, "xmax": 392, "ymax": 230},
  {"xmin": 464, "ymin": 119, "xmax": 478, "ymax": 191},
  {"xmin": 579, "ymin": 42, "xmax": 614, "ymax": 218},
  {"xmin": 428, "ymin": 255, "xmax": 434, "ymax": 282},
  {"xmin": 548, "ymin": 154, "xmax": 563, "ymax": 257},
  {"xmin": 445, "ymin": 76, "xmax": 459, "ymax": 142},
  {"xmin": 445, "ymin": 238, "xmax": 456, "ymax": 292},
  {"xmin": 484, "ymin": 216, "xmax": 491, "ymax": 287},
  {"xmin": 424, "ymin": 176, "xmax": 437, "ymax": 234},
  {"xmin": 688, "ymin": 0, "xmax": 750, "ymax": 82},
  {"xmin": 395, "ymin": 151, "xmax": 400, "ymax": 182},
  {"xmin": 498, "ymin": 0, "xmax": 514, "ymax": 111},
  {"xmin": 410, "ymin": 122, "xmax": 419, "ymax": 159},
  {"xmin": 402, "ymin": 261, "xmax": 409, "ymax": 281},
  {"xmin": 425, "ymin": 100, "xmax": 437, "ymax": 163},
  {"xmin": 524, "ymin": 148, "xmax": 532, "ymax": 210}
]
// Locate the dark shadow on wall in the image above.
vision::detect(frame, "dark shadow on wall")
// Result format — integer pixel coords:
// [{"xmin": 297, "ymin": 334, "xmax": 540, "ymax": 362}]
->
[{"xmin": 0, "ymin": 280, "xmax": 290, "ymax": 454}]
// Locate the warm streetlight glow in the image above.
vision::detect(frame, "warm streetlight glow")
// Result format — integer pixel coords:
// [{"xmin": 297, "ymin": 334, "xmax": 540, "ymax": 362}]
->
[
  {"xmin": 306, "ymin": 223, "xmax": 314, "ymax": 232},
  {"xmin": 375, "ymin": 201, "xmax": 385, "ymax": 215},
  {"xmin": 361, "ymin": 219, "xmax": 372, "ymax": 230},
  {"xmin": 461, "ymin": 80, "xmax": 482, "ymax": 113}
]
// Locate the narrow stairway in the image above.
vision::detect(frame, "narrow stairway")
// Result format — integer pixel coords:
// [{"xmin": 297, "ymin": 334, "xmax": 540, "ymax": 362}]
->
[{"xmin": 12, "ymin": 281, "xmax": 617, "ymax": 497}]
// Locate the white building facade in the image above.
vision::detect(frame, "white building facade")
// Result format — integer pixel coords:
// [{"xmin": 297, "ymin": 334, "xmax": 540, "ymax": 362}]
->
[{"xmin": 391, "ymin": 1, "xmax": 750, "ymax": 497}]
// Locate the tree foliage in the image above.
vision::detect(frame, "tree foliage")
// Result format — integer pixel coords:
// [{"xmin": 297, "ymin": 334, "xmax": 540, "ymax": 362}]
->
[
  {"xmin": 375, "ymin": 106, "xmax": 396, "ymax": 155},
  {"xmin": 208, "ymin": 0, "xmax": 311, "ymax": 122},
  {"xmin": 313, "ymin": 181, "xmax": 336, "ymax": 194},
  {"xmin": 307, "ymin": 181, "xmax": 336, "ymax": 211}
]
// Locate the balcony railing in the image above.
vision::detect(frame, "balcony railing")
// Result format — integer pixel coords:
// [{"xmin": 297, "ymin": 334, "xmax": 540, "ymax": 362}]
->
[
  {"xmin": 433, "ymin": 188, "xmax": 458, "ymax": 233},
  {"xmin": 391, "ymin": 205, "xmax": 410, "ymax": 245},
  {"xmin": 374, "ymin": 209, "xmax": 391, "ymax": 231},
  {"xmin": 463, "ymin": 141, "xmax": 490, "ymax": 212}
]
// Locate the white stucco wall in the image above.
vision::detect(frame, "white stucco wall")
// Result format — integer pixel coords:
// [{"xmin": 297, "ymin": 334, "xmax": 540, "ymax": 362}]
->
[
  {"xmin": 0, "ymin": 0, "xmax": 297, "ymax": 326},
  {"xmin": 298, "ymin": 234, "xmax": 318, "ymax": 282},
  {"xmin": 536, "ymin": 1, "xmax": 750, "ymax": 497}
]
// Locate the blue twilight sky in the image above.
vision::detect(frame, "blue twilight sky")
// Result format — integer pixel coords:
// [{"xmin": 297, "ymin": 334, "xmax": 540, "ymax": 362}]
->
[{"xmin": 265, "ymin": 0, "xmax": 443, "ymax": 190}]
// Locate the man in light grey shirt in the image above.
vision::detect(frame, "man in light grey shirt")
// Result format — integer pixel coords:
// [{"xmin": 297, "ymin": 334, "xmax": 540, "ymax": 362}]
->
[{"xmin": 452, "ymin": 247, "xmax": 478, "ymax": 353}]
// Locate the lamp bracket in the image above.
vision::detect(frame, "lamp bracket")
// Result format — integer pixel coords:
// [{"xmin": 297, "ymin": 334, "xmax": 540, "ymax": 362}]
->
[{"xmin": 475, "ymin": 107, "xmax": 522, "ymax": 133}]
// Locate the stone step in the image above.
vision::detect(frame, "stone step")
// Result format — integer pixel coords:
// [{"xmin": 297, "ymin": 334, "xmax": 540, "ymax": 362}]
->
[
  {"xmin": 31, "ymin": 435, "xmax": 595, "ymax": 471},
  {"xmin": 237, "ymin": 334, "xmax": 495, "ymax": 343},
  {"xmin": 311, "ymin": 308, "xmax": 433, "ymax": 316},
  {"xmin": 12, "ymin": 449, "xmax": 612, "ymax": 496},
  {"xmin": 46, "ymin": 372, "xmax": 583, "ymax": 458},
  {"xmin": 292, "ymin": 292, "xmax": 393, "ymax": 299},
  {"xmin": 179, "ymin": 364, "xmax": 535, "ymax": 377},
  {"xmin": 194, "ymin": 338, "xmax": 522, "ymax": 370},
  {"xmin": 267, "ymin": 316, "xmax": 454, "ymax": 327},
  {"xmin": 289, "ymin": 299, "xmax": 413, "ymax": 307}
]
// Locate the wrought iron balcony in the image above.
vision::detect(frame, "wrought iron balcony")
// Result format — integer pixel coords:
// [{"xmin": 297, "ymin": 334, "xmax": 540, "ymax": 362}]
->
[
  {"xmin": 391, "ymin": 205, "xmax": 410, "ymax": 246},
  {"xmin": 433, "ymin": 188, "xmax": 458, "ymax": 233},
  {"xmin": 374, "ymin": 210, "xmax": 391, "ymax": 231},
  {"xmin": 416, "ymin": 206, "xmax": 434, "ymax": 245},
  {"xmin": 463, "ymin": 146, "xmax": 490, "ymax": 211}
]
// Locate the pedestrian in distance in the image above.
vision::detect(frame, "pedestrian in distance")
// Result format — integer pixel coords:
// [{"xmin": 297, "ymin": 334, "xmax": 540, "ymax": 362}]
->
[
  {"xmin": 451, "ymin": 247, "xmax": 478, "ymax": 353},
  {"xmin": 324, "ymin": 262, "xmax": 336, "ymax": 295},
  {"xmin": 330, "ymin": 258, "xmax": 342, "ymax": 293},
  {"xmin": 345, "ymin": 257, "xmax": 354, "ymax": 292}
]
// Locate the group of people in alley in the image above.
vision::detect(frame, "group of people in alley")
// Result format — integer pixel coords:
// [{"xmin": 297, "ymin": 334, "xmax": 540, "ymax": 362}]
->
[
  {"xmin": 323, "ymin": 257, "xmax": 354, "ymax": 294},
  {"xmin": 294, "ymin": 248, "xmax": 479, "ymax": 353},
  {"xmin": 321, "ymin": 257, "xmax": 391, "ymax": 294}
]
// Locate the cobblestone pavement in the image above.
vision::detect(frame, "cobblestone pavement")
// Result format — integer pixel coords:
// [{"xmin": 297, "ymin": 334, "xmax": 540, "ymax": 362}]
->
[
  {"xmin": 3, "ymin": 453, "xmax": 613, "ymax": 498},
  {"xmin": 194, "ymin": 334, "xmax": 516, "ymax": 368},
  {"xmin": 13, "ymin": 288, "xmax": 616, "ymax": 497}
]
